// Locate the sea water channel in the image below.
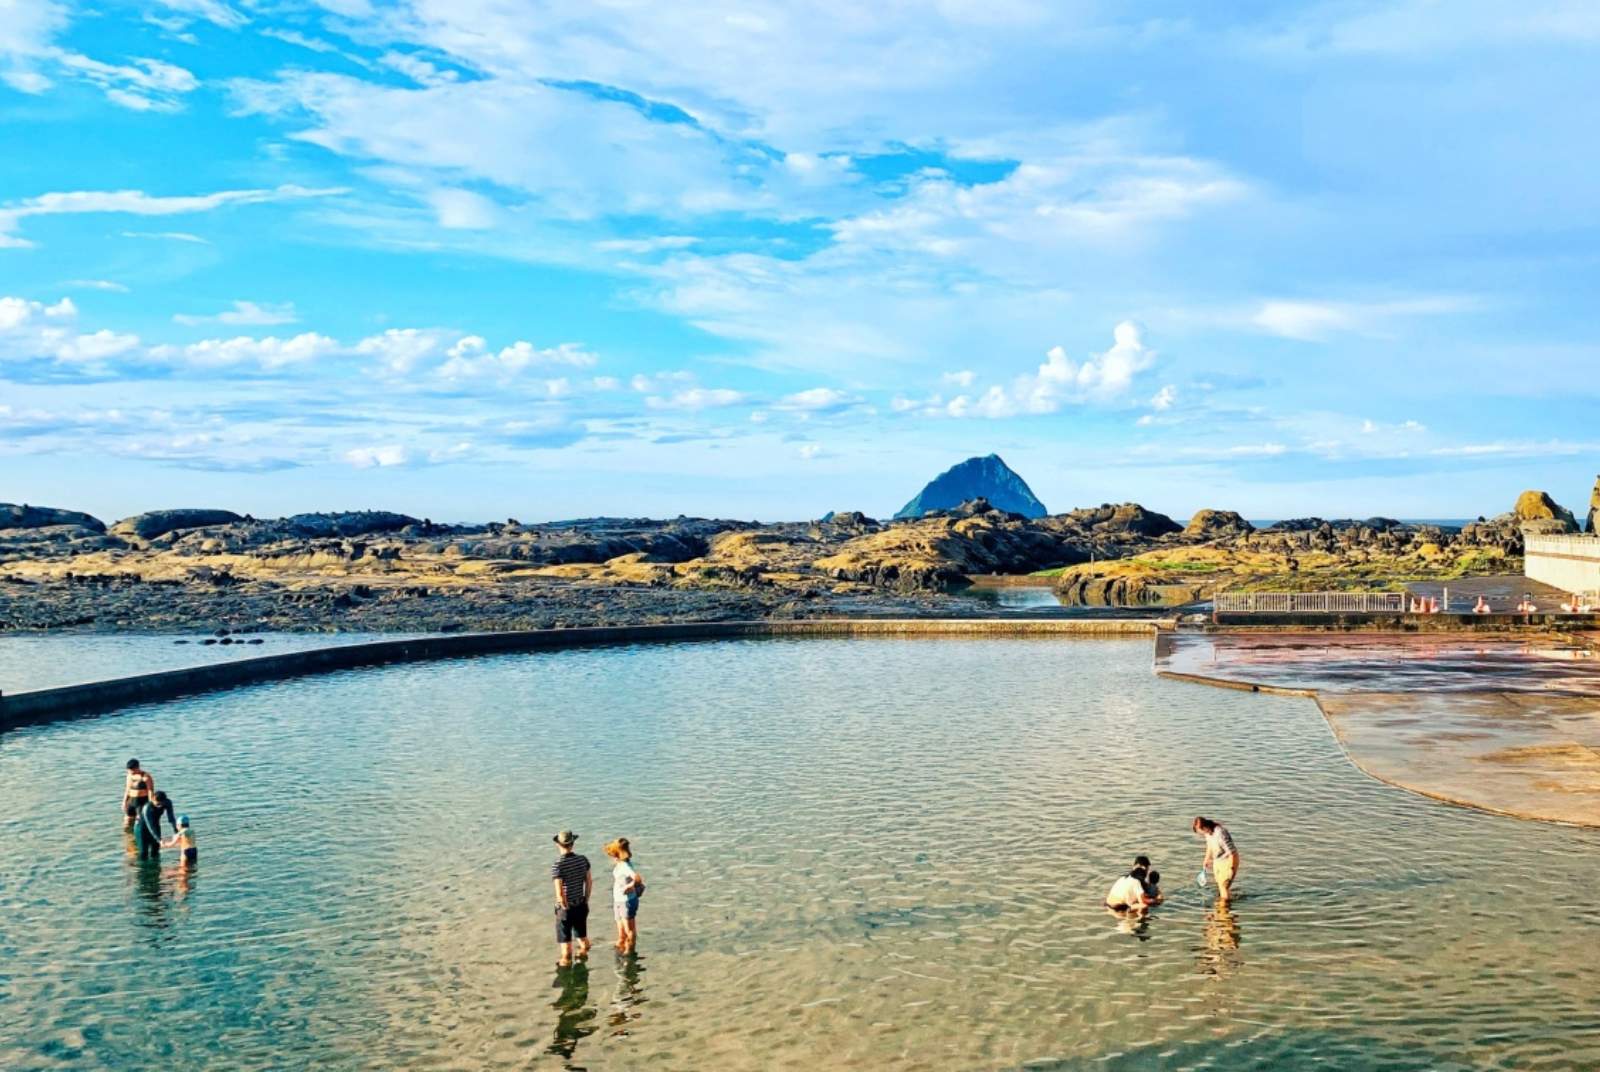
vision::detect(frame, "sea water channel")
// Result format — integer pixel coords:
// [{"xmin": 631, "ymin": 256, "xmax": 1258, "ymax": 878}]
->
[{"xmin": 2, "ymin": 635, "xmax": 1597, "ymax": 1070}]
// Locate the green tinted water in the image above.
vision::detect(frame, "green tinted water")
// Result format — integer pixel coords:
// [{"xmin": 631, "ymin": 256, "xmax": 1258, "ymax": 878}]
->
[{"xmin": 2, "ymin": 637, "xmax": 1597, "ymax": 1070}]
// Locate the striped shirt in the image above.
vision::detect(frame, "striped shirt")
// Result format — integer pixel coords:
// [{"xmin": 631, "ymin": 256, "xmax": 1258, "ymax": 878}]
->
[
  {"xmin": 1207, "ymin": 825, "xmax": 1238, "ymax": 860},
  {"xmin": 552, "ymin": 853, "xmax": 590, "ymax": 906}
]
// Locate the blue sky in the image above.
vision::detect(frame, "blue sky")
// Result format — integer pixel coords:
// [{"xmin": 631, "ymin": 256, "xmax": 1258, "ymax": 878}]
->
[{"xmin": 1, "ymin": 0, "xmax": 1597, "ymax": 524}]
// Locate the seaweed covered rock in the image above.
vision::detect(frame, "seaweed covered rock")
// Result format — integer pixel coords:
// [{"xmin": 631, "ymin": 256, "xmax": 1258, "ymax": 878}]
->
[
  {"xmin": 1513, "ymin": 490, "xmax": 1578, "ymax": 533},
  {"xmin": 1184, "ymin": 509, "xmax": 1253, "ymax": 539}
]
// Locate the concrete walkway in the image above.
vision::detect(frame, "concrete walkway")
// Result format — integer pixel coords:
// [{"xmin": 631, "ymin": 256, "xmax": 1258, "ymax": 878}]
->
[{"xmin": 1156, "ymin": 632, "xmax": 1600, "ymax": 827}]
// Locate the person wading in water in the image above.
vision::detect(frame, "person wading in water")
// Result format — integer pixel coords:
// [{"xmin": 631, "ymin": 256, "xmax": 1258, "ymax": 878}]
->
[
  {"xmin": 552, "ymin": 830, "xmax": 593, "ymax": 968},
  {"xmin": 122, "ymin": 759, "xmax": 155, "ymax": 831}
]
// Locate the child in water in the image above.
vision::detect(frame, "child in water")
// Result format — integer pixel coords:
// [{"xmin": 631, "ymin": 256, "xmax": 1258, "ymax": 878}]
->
[
  {"xmin": 162, "ymin": 815, "xmax": 198, "ymax": 866},
  {"xmin": 603, "ymin": 838, "xmax": 644, "ymax": 954}
]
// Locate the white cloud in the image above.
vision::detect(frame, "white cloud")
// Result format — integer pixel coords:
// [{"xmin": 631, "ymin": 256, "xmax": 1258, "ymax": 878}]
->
[
  {"xmin": 775, "ymin": 387, "xmax": 856, "ymax": 412},
  {"xmin": 797, "ymin": 442, "xmax": 826, "ymax": 460},
  {"xmin": 0, "ymin": 295, "xmax": 140, "ymax": 365},
  {"xmin": 0, "ymin": 184, "xmax": 345, "ymax": 248},
  {"xmin": 1149, "ymin": 384, "xmax": 1177, "ymax": 410},
  {"xmin": 942, "ymin": 370, "xmax": 977, "ymax": 388},
  {"xmin": 53, "ymin": 52, "xmax": 199, "ymax": 111},
  {"xmin": 595, "ymin": 235, "xmax": 700, "ymax": 254},
  {"xmin": 1250, "ymin": 297, "xmax": 1477, "ymax": 341},
  {"xmin": 937, "ymin": 321, "xmax": 1156, "ymax": 418},
  {"xmin": 258, "ymin": 28, "xmax": 341, "ymax": 54},
  {"xmin": 378, "ymin": 50, "xmax": 459, "ymax": 87},
  {"xmin": 119, "ymin": 230, "xmax": 211, "ymax": 244},
  {"xmin": 65, "ymin": 279, "xmax": 130, "ymax": 292},
  {"xmin": 629, "ymin": 370, "xmax": 695, "ymax": 393},
  {"xmin": 173, "ymin": 300, "xmax": 298, "ymax": 326},
  {"xmin": 645, "ymin": 387, "xmax": 747, "ymax": 411},
  {"xmin": 157, "ymin": 332, "xmax": 341, "ymax": 369},
  {"xmin": 230, "ymin": 71, "xmax": 755, "ymax": 221},
  {"xmin": 344, "ymin": 444, "xmax": 409, "ymax": 468},
  {"xmin": 156, "ymin": 0, "xmax": 247, "ymax": 29},
  {"xmin": 354, "ymin": 327, "xmax": 453, "ymax": 375},
  {"xmin": 437, "ymin": 339, "xmax": 597, "ymax": 381},
  {"xmin": 429, "ymin": 188, "xmax": 500, "ymax": 230}
]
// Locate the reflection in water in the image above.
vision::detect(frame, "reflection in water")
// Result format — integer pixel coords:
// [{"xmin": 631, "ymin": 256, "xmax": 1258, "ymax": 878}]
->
[
  {"xmin": 608, "ymin": 953, "xmax": 647, "ymax": 1036},
  {"xmin": 548, "ymin": 963, "xmax": 598, "ymax": 1063},
  {"xmin": 129, "ymin": 858, "xmax": 171, "ymax": 935},
  {"xmin": 1196, "ymin": 905, "xmax": 1242, "ymax": 978}
]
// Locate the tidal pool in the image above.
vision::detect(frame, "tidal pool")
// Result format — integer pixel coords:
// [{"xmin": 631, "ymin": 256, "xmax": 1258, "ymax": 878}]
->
[
  {"xmin": 0, "ymin": 632, "xmax": 431, "ymax": 694},
  {"xmin": 3, "ymin": 637, "xmax": 1598, "ymax": 1070}
]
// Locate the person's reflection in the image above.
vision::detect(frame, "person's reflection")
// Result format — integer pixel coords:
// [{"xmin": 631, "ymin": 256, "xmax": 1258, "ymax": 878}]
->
[
  {"xmin": 547, "ymin": 962, "xmax": 598, "ymax": 1062},
  {"xmin": 130, "ymin": 858, "xmax": 171, "ymax": 933},
  {"xmin": 609, "ymin": 953, "xmax": 648, "ymax": 1035},
  {"xmin": 1195, "ymin": 904, "xmax": 1242, "ymax": 977}
]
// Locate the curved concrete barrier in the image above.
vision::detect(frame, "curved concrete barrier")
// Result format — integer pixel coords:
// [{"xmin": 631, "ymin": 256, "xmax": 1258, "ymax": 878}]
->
[{"xmin": 0, "ymin": 617, "xmax": 1165, "ymax": 731}]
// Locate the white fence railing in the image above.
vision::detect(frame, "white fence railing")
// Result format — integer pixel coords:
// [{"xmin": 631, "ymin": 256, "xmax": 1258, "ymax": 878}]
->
[
  {"xmin": 1215, "ymin": 591, "xmax": 1407, "ymax": 614},
  {"xmin": 1525, "ymin": 534, "xmax": 1600, "ymax": 559}
]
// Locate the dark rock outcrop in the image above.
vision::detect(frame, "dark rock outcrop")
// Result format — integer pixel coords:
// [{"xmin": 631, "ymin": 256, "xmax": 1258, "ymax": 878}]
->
[
  {"xmin": 896, "ymin": 454, "xmax": 1048, "ymax": 520},
  {"xmin": 1184, "ymin": 509, "xmax": 1253, "ymax": 539},
  {"xmin": 111, "ymin": 509, "xmax": 245, "ymax": 542},
  {"xmin": 278, "ymin": 512, "xmax": 419, "ymax": 538},
  {"xmin": 0, "ymin": 504, "xmax": 106, "ymax": 533}
]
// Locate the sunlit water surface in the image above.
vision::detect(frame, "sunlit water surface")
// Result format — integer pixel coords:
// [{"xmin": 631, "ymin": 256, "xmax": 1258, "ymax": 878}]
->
[
  {"xmin": 0, "ymin": 633, "xmax": 429, "ymax": 693},
  {"xmin": 2, "ymin": 637, "xmax": 1595, "ymax": 1070}
]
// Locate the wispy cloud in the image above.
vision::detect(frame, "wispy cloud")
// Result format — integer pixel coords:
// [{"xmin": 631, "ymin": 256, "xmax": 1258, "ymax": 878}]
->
[
  {"xmin": 0, "ymin": 184, "xmax": 346, "ymax": 248},
  {"xmin": 1249, "ymin": 297, "xmax": 1478, "ymax": 342},
  {"xmin": 173, "ymin": 300, "xmax": 298, "ymax": 326}
]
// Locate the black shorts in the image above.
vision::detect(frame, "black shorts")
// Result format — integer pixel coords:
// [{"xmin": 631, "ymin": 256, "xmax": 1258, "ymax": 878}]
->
[
  {"xmin": 126, "ymin": 800, "xmax": 145, "ymax": 818},
  {"xmin": 555, "ymin": 901, "xmax": 589, "ymax": 943}
]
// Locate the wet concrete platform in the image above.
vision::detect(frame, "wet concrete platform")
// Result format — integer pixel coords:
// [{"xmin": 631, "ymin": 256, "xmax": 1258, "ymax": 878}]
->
[{"xmin": 1156, "ymin": 632, "xmax": 1600, "ymax": 826}]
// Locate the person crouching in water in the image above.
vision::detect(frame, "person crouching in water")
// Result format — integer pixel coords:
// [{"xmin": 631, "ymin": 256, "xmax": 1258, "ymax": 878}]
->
[
  {"xmin": 604, "ymin": 838, "xmax": 645, "ymax": 954},
  {"xmin": 1193, "ymin": 816, "xmax": 1241, "ymax": 906},
  {"xmin": 1106, "ymin": 856, "xmax": 1161, "ymax": 914},
  {"xmin": 163, "ymin": 815, "xmax": 198, "ymax": 866}
]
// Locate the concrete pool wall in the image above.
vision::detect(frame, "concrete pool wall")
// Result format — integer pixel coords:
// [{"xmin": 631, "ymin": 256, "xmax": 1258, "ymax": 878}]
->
[{"xmin": 0, "ymin": 618, "xmax": 1167, "ymax": 730}]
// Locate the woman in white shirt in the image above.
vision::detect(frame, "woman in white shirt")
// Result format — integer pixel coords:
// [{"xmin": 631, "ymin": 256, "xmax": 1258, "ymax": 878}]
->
[
  {"xmin": 1193, "ymin": 817, "xmax": 1241, "ymax": 906},
  {"xmin": 603, "ymin": 838, "xmax": 646, "ymax": 954}
]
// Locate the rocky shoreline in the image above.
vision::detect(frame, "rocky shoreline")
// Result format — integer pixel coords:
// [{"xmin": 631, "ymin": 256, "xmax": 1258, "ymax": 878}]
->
[{"xmin": 2, "ymin": 481, "xmax": 1593, "ymax": 634}]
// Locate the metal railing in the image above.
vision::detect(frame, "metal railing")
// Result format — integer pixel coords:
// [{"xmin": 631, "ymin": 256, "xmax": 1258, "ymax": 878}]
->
[
  {"xmin": 1214, "ymin": 591, "xmax": 1407, "ymax": 614},
  {"xmin": 1525, "ymin": 534, "xmax": 1600, "ymax": 558}
]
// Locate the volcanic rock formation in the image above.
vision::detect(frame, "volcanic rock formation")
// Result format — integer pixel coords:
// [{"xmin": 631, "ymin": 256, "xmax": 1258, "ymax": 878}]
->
[{"xmin": 895, "ymin": 455, "xmax": 1048, "ymax": 519}]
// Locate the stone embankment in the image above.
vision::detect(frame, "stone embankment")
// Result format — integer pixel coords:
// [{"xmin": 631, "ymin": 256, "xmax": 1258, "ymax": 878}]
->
[{"xmin": 0, "ymin": 618, "xmax": 1163, "ymax": 730}]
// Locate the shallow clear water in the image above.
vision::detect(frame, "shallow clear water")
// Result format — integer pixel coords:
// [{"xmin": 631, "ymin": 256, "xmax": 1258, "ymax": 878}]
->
[
  {"xmin": 3, "ymin": 637, "xmax": 1598, "ymax": 1071},
  {"xmin": 0, "ymin": 633, "xmax": 430, "ymax": 694},
  {"xmin": 953, "ymin": 585, "xmax": 1065, "ymax": 609}
]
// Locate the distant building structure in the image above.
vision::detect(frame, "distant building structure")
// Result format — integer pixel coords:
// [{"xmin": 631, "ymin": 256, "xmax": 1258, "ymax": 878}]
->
[{"xmin": 1524, "ymin": 533, "xmax": 1600, "ymax": 596}]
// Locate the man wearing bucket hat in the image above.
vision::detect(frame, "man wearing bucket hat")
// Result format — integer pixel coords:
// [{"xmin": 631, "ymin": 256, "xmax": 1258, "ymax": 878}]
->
[{"xmin": 551, "ymin": 830, "xmax": 593, "ymax": 967}]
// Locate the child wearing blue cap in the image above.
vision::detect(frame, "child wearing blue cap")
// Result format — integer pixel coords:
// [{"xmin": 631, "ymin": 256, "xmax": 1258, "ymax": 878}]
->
[{"xmin": 162, "ymin": 815, "xmax": 198, "ymax": 866}]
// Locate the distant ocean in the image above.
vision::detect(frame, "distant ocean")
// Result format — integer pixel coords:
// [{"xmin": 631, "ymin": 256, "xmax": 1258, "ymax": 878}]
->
[{"xmin": 1248, "ymin": 519, "xmax": 1479, "ymax": 530}]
